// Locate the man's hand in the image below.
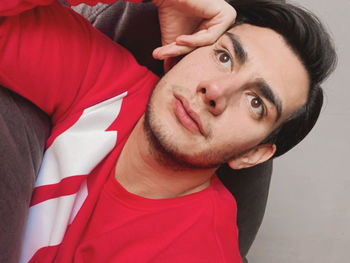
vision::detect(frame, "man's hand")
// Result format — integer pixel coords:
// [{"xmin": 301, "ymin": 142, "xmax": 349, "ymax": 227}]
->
[{"xmin": 152, "ymin": 0, "xmax": 236, "ymax": 60}]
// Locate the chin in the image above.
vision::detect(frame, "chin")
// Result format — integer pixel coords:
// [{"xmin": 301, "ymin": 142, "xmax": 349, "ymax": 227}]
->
[
  {"xmin": 144, "ymin": 103, "xmax": 235, "ymax": 170},
  {"xmin": 144, "ymin": 79, "xmax": 242, "ymax": 170}
]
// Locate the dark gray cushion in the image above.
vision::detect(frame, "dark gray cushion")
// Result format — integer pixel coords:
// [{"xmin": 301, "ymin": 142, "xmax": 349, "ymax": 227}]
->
[{"xmin": 0, "ymin": 87, "xmax": 51, "ymax": 263}]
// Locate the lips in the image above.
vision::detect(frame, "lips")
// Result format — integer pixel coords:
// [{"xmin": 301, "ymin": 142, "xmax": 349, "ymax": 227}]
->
[{"xmin": 173, "ymin": 95, "xmax": 207, "ymax": 137}]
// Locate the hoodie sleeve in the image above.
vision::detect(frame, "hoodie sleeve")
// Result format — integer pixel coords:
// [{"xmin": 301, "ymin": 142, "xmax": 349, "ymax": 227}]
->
[
  {"xmin": 0, "ymin": 0, "xmax": 55, "ymax": 16},
  {"xmin": 0, "ymin": 0, "xmax": 142, "ymax": 16},
  {"xmin": 0, "ymin": 0, "xmax": 155, "ymax": 124}
]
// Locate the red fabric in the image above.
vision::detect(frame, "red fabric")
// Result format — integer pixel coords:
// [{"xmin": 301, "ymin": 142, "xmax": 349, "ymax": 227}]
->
[
  {"xmin": 0, "ymin": 0, "xmax": 151, "ymax": 126},
  {"xmin": 30, "ymin": 175, "xmax": 87, "ymax": 206},
  {"xmin": 0, "ymin": 0, "xmax": 142, "ymax": 16},
  {"xmin": 68, "ymin": 0, "xmax": 142, "ymax": 6},
  {"xmin": 0, "ymin": 0, "xmax": 54, "ymax": 16},
  {"xmin": 73, "ymin": 173, "xmax": 242, "ymax": 263},
  {"xmin": 0, "ymin": 1, "xmax": 242, "ymax": 262}
]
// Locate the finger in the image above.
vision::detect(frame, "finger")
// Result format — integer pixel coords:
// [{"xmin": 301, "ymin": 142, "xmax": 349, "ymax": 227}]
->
[
  {"xmin": 176, "ymin": 29, "xmax": 218, "ymax": 47},
  {"xmin": 176, "ymin": 8, "xmax": 237, "ymax": 47},
  {"xmin": 152, "ymin": 42, "xmax": 195, "ymax": 60},
  {"xmin": 176, "ymin": 20, "xmax": 235, "ymax": 47},
  {"xmin": 175, "ymin": 29, "xmax": 208, "ymax": 46}
]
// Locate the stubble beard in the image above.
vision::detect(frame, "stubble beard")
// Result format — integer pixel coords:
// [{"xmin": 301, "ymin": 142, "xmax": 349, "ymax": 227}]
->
[{"xmin": 144, "ymin": 89, "xmax": 242, "ymax": 171}]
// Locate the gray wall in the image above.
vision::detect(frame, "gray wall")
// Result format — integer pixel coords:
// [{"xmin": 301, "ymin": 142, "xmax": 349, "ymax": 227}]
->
[{"xmin": 248, "ymin": 0, "xmax": 350, "ymax": 262}]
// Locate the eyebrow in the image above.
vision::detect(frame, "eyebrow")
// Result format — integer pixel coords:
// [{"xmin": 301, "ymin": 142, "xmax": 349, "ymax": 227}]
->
[
  {"xmin": 224, "ymin": 32, "xmax": 248, "ymax": 65},
  {"xmin": 224, "ymin": 32, "xmax": 282, "ymax": 121},
  {"xmin": 256, "ymin": 80, "xmax": 283, "ymax": 122}
]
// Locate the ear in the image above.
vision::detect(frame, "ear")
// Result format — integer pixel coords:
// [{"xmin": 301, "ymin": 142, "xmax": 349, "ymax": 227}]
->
[{"xmin": 228, "ymin": 144, "xmax": 276, "ymax": 170}]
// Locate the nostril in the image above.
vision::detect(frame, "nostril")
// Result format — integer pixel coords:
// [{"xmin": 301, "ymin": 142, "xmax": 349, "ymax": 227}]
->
[{"xmin": 200, "ymin": 88, "xmax": 215, "ymax": 108}]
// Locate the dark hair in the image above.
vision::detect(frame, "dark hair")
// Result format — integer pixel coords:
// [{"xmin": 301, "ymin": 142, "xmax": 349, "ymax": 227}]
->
[{"xmin": 229, "ymin": 0, "xmax": 337, "ymax": 157}]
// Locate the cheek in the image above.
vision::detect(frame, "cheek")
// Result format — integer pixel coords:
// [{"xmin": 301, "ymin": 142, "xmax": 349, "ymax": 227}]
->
[
  {"xmin": 166, "ymin": 48, "xmax": 215, "ymax": 83},
  {"xmin": 211, "ymin": 109, "xmax": 270, "ymax": 150},
  {"xmin": 148, "ymin": 80, "xmax": 174, "ymax": 125}
]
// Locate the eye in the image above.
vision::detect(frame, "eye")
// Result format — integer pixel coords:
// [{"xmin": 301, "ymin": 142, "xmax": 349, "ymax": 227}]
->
[
  {"xmin": 214, "ymin": 50, "xmax": 232, "ymax": 69},
  {"xmin": 247, "ymin": 94, "xmax": 265, "ymax": 119}
]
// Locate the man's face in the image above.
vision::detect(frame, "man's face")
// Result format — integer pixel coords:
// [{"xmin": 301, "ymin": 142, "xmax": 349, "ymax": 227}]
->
[{"xmin": 145, "ymin": 24, "xmax": 309, "ymax": 169}]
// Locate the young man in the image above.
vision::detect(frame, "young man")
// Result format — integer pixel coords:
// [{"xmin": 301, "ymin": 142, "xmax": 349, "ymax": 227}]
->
[{"xmin": 0, "ymin": 0, "xmax": 336, "ymax": 262}]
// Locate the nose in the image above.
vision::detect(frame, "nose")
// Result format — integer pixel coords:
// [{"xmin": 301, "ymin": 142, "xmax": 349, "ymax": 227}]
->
[{"xmin": 197, "ymin": 78, "xmax": 236, "ymax": 116}]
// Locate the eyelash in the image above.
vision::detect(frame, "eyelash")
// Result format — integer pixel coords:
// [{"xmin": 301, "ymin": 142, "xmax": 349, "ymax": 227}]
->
[
  {"xmin": 247, "ymin": 93, "xmax": 266, "ymax": 120},
  {"xmin": 214, "ymin": 49, "xmax": 233, "ymax": 70},
  {"xmin": 214, "ymin": 48, "xmax": 266, "ymax": 120}
]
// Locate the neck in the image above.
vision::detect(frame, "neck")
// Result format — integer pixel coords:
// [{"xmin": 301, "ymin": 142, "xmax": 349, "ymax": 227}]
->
[{"xmin": 115, "ymin": 115, "xmax": 216, "ymax": 199}]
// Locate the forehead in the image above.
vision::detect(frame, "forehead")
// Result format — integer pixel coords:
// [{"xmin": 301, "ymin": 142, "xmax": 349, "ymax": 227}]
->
[{"xmin": 225, "ymin": 24, "xmax": 309, "ymax": 121}]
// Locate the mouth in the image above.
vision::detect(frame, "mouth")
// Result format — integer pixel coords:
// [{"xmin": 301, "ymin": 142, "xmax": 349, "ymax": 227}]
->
[{"xmin": 173, "ymin": 94, "xmax": 207, "ymax": 137}]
